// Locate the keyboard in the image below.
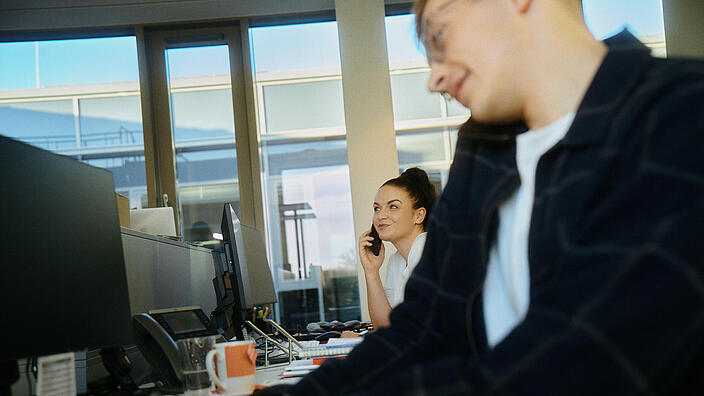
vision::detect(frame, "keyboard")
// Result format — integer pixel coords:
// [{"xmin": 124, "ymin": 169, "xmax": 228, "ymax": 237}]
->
[{"xmin": 294, "ymin": 338, "xmax": 363, "ymax": 359}]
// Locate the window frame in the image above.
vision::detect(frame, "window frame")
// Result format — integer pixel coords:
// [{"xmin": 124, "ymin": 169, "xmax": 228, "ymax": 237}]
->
[{"xmin": 140, "ymin": 23, "xmax": 264, "ymax": 232}]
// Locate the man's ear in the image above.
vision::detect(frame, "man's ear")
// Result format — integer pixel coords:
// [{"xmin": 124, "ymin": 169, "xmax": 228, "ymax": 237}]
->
[
  {"xmin": 415, "ymin": 207, "xmax": 427, "ymax": 225},
  {"xmin": 513, "ymin": 0, "xmax": 532, "ymax": 14}
]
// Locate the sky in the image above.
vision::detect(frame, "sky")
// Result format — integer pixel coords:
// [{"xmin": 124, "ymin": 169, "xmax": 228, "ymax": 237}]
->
[{"xmin": 0, "ymin": 0, "xmax": 665, "ymax": 91}]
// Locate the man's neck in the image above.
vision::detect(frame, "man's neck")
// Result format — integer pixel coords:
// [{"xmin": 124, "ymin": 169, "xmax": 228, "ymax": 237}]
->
[{"xmin": 520, "ymin": 6, "xmax": 608, "ymax": 130}]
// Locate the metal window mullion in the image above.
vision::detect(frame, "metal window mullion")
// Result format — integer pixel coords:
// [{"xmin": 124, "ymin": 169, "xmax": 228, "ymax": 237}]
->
[
  {"xmin": 135, "ymin": 27, "xmax": 160, "ymax": 210},
  {"xmin": 142, "ymin": 28, "xmax": 179, "ymax": 233},
  {"xmin": 73, "ymin": 97, "xmax": 81, "ymax": 148},
  {"xmin": 240, "ymin": 20, "xmax": 266, "ymax": 233},
  {"xmin": 224, "ymin": 23, "xmax": 262, "ymax": 232},
  {"xmin": 442, "ymin": 126, "xmax": 453, "ymax": 164},
  {"xmin": 256, "ymin": 84, "xmax": 267, "ymax": 137}
]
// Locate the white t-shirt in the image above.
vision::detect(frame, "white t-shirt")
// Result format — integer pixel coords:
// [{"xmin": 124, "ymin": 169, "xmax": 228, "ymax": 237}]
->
[
  {"xmin": 384, "ymin": 232, "xmax": 428, "ymax": 308},
  {"xmin": 482, "ymin": 112, "xmax": 575, "ymax": 348}
]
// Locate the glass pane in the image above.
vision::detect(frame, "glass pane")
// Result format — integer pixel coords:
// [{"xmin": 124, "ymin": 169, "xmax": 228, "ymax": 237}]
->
[
  {"xmin": 0, "ymin": 37, "xmax": 138, "ymax": 90},
  {"xmin": 281, "ymin": 165, "xmax": 355, "ymax": 278},
  {"xmin": 447, "ymin": 98, "xmax": 471, "ymax": 118},
  {"xmin": 261, "ymin": 138, "xmax": 348, "ymax": 167},
  {"xmin": 260, "ymin": 142, "xmax": 358, "ymax": 329},
  {"xmin": 262, "ymin": 80, "xmax": 345, "ymax": 133},
  {"xmin": 172, "ymin": 89, "xmax": 235, "ymax": 141},
  {"xmin": 165, "ymin": 45, "xmax": 239, "ymax": 243},
  {"xmin": 177, "ymin": 149, "xmax": 239, "ymax": 242},
  {"xmin": 386, "ymin": 15, "xmax": 456, "ymax": 182},
  {"xmin": 583, "ymin": 0, "xmax": 665, "ymax": 39},
  {"xmin": 385, "ymin": 14, "xmax": 426, "ymax": 68},
  {"xmin": 250, "ymin": 23, "xmax": 341, "ymax": 73},
  {"xmin": 397, "ymin": 131, "xmax": 446, "ymax": 166},
  {"xmin": 79, "ymin": 96, "xmax": 143, "ymax": 147},
  {"xmin": 583, "ymin": 0, "xmax": 666, "ymax": 56},
  {"xmin": 390, "ymin": 72, "xmax": 443, "ymax": 121},
  {"xmin": 251, "ymin": 21, "xmax": 359, "ymax": 330},
  {"xmin": 0, "ymin": 42, "xmax": 37, "ymax": 90},
  {"xmin": 0, "ymin": 37, "xmax": 146, "ymax": 208},
  {"xmin": 0, "ymin": 101, "xmax": 75, "ymax": 149},
  {"xmin": 166, "ymin": 46, "xmax": 230, "ymax": 79},
  {"xmin": 84, "ymin": 155, "xmax": 148, "ymax": 206}
]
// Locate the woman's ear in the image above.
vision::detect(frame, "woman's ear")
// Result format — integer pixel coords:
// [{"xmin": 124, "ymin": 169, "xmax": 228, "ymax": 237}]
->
[{"xmin": 415, "ymin": 207, "xmax": 427, "ymax": 225}]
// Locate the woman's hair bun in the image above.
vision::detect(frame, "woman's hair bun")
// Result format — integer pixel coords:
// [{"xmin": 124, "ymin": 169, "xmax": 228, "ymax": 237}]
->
[{"xmin": 381, "ymin": 167, "xmax": 437, "ymax": 230}]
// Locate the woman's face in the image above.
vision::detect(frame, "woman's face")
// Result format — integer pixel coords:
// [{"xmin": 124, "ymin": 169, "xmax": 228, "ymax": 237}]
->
[{"xmin": 373, "ymin": 185, "xmax": 423, "ymax": 244}]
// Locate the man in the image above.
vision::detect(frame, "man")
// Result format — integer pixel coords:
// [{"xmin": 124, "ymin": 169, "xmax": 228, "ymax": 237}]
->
[{"xmin": 288, "ymin": 0, "xmax": 704, "ymax": 394}]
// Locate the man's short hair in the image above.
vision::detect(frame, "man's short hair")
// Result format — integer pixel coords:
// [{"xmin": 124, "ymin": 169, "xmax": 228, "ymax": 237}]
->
[
  {"xmin": 413, "ymin": 0, "xmax": 584, "ymax": 42},
  {"xmin": 413, "ymin": 0, "xmax": 430, "ymax": 40}
]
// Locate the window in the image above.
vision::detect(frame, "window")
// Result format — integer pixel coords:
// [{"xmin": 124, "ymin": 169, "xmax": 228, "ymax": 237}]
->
[
  {"xmin": 79, "ymin": 96, "xmax": 143, "ymax": 146},
  {"xmin": 171, "ymin": 89, "xmax": 235, "ymax": 141},
  {"xmin": 251, "ymin": 21, "xmax": 360, "ymax": 330},
  {"xmin": 583, "ymin": 0, "xmax": 666, "ymax": 57},
  {"xmin": 390, "ymin": 72, "xmax": 442, "ymax": 121},
  {"xmin": 261, "ymin": 80, "xmax": 345, "ymax": 133},
  {"xmin": 163, "ymin": 44, "xmax": 241, "ymax": 243},
  {"xmin": 0, "ymin": 37, "xmax": 147, "ymax": 208},
  {"xmin": 385, "ymin": 14, "xmax": 464, "ymax": 188},
  {"xmin": 0, "ymin": 100, "xmax": 75, "ymax": 149}
]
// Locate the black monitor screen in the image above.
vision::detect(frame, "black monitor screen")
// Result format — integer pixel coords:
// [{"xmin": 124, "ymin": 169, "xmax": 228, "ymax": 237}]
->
[
  {"xmin": 0, "ymin": 135, "xmax": 133, "ymax": 360},
  {"xmin": 221, "ymin": 203, "xmax": 253, "ymax": 312},
  {"xmin": 220, "ymin": 203, "xmax": 256, "ymax": 339}
]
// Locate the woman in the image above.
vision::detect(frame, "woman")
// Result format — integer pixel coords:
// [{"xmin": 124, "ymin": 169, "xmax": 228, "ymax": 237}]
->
[{"xmin": 359, "ymin": 167, "xmax": 437, "ymax": 329}]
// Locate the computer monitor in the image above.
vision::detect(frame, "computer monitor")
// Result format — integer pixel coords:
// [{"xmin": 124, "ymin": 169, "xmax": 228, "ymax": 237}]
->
[
  {"xmin": 218, "ymin": 204, "xmax": 278, "ymax": 339},
  {"xmin": 240, "ymin": 224, "xmax": 277, "ymax": 307},
  {"xmin": 220, "ymin": 203, "xmax": 253, "ymax": 339},
  {"xmin": 0, "ymin": 136, "xmax": 133, "ymax": 385}
]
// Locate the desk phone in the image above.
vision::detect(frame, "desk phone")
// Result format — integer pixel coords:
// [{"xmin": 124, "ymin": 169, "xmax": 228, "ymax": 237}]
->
[{"xmin": 132, "ymin": 306, "xmax": 219, "ymax": 391}]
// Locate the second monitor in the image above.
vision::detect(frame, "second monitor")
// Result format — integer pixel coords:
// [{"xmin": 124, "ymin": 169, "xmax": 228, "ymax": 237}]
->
[{"xmin": 219, "ymin": 203, "xmax": 277, "ymax": 339}]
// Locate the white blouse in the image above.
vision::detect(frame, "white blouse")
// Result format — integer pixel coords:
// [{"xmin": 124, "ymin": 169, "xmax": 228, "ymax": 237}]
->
[{"xmin": 383, "ymin": 232, "xmax": 428, "ymax": 308}]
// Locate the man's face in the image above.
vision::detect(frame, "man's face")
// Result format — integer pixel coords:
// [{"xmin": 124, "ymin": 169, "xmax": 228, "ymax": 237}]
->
[{"xmin": 422, "ymin": 0, "xmax": 525, "ymax": 123}]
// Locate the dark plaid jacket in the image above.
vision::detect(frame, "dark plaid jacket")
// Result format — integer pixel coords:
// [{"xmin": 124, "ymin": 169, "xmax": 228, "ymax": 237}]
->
[{"xmin": 290, "ymin": 31, "xmax": 704, "ymax": 395}]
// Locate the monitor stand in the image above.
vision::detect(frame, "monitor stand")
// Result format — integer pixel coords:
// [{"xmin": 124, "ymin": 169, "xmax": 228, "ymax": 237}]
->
[{"xmin": 0, "ymin": 360, "xmax": 19, "ymax": 396}]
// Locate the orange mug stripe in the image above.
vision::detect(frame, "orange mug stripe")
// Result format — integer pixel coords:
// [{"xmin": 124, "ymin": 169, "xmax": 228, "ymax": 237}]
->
[
  {"xmin": 312, "ymin": 356, "xmax": 346, "ymax": 365},
  {"xmin": 225, "ymin": 344, "xmax": 256, "ymax": 377}
]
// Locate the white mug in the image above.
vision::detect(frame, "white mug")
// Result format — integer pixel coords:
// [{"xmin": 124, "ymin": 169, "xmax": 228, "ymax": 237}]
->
[{"xmin": 205, "ymin": 340, "xmax": 257, "ymax": 395}]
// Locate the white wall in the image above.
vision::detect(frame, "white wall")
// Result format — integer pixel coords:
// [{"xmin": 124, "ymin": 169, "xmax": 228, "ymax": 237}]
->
[
  {"xmin": 336, "ymin": 0, "xmax": 399, "ymax": 321},
  {"xmin": 662, "ymin": 0, "xmax": 704, "ymax": 58}
]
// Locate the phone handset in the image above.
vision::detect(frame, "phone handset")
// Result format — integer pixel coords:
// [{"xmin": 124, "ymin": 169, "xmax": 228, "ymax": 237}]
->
[
  {"xmin": 132, "ymin": 306, "xmax": 221, "ymax": 391},
  {"xmin": 369, "ymin": 225, "xmax": 382, "ymax": 256},
  {"xmin": 132, "ymin": 313, "xmax": 182, "ymax": 390}
]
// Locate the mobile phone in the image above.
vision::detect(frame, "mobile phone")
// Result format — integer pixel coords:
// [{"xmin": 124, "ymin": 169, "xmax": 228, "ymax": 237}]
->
[{"xmin": 369, "ymin": 225, "xmax": 382, "ymax": 256}]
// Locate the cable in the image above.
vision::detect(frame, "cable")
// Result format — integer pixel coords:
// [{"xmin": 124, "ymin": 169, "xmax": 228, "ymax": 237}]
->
[
  {"xmin": 30, "ymin": 357, "xmax": 38, "ymax": 380},
  {"xmin": 25, "ymin": 358, "xmax": 32, "ymax": 396}
]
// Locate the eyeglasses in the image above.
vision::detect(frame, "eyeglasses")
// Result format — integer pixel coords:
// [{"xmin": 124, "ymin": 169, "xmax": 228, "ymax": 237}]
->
[{"xmin": 420, "ymin": 0, "xmax": 469, "ymax": 63}]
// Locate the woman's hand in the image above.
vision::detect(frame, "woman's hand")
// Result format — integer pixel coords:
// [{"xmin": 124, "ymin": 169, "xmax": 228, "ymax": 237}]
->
[
  {"xmin": 359, "ymin": 228, "xmax": 392, "ymax": 329},
  {"xmin": 359, "ymin": 228, "xmax": 385, "ymax": 273},
  {"xmin": 340, "ymin": 331, "xmax": 361, "ymax": 338}
]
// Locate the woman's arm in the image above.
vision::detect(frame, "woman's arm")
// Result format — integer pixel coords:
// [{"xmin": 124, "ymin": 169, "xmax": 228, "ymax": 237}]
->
[
  {"xmin": 359, "ymin": 229, "xmax": 391, "ymax": 328},
  {"xmin": 364, "ymin": 268, "xmax": 392, "ymax": 328}
]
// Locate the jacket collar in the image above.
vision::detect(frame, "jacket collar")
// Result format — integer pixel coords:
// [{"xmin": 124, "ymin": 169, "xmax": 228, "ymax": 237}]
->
[
  {"xmin": 458, "ymin": 30, "xmax": 652, "ymax": 147},
  {"xmin": 563, "ymin": 29, "xmax": 653, "ymax": 147}
]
